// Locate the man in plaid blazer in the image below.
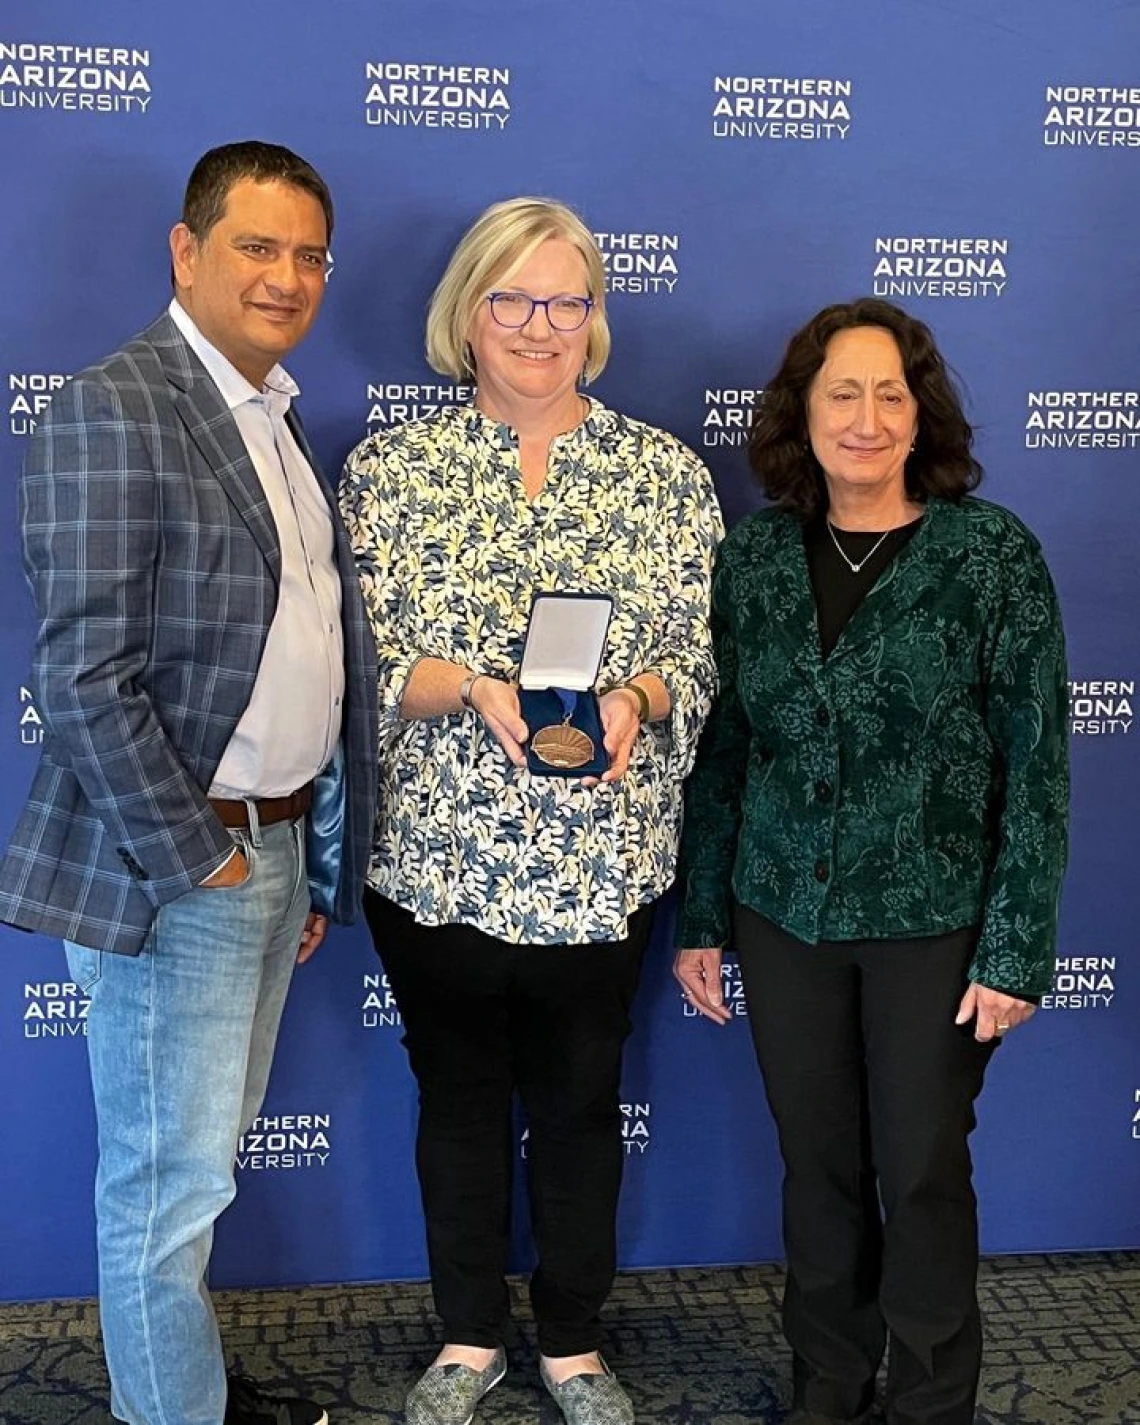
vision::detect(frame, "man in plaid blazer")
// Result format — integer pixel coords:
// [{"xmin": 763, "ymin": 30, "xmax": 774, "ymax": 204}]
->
[{"xmin": 0, "ymin": 143, "xmax": 377, "ymax": 1425}]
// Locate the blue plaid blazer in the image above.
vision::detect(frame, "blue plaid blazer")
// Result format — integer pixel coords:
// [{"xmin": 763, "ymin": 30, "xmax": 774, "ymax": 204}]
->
[{"xmin": 0, "ymin": 314, "xmax": 378, "ymax": 954}]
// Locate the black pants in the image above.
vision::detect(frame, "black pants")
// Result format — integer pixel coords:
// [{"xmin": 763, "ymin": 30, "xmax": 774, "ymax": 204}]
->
[
  {"xmin": 364, "ymin": 890, "xmax": 653, "ymax": 1357},
  {"xmin": 734, "ymin": 906, "xmax": 996, "ymax": 1425}
]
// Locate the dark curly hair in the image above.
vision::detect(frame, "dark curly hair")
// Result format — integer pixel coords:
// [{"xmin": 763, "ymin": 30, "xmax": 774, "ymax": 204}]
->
[{"xmin": 748, "ymin": 297, "xmax": 982, "ymax": 516}]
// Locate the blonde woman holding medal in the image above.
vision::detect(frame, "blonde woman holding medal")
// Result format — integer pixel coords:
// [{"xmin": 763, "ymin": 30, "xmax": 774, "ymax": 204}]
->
[{"xmin": 339, "ymin": 197, "xmax": 722, "ymax": 1425}]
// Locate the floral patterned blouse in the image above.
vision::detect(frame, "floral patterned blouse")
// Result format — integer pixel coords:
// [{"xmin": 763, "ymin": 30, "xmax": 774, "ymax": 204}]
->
[{"xmin": 339, "ymin": 399, "xmax": 724, "ymax": 944}]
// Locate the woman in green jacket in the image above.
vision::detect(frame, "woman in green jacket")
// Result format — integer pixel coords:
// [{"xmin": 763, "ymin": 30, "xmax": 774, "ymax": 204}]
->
[{"xmin": 674, "ymin": 298, "xmax": 1068, "ymax": 1425}]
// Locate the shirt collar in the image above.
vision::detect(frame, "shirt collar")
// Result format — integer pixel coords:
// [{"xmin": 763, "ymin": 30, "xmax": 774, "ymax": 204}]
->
[
  {"xmin": 458, "ymin": 394, "xmax": 609, "ymax": 447},
  {"xmin": 167, "ymin": 299, "xmax": 300, "ymax": 416}
]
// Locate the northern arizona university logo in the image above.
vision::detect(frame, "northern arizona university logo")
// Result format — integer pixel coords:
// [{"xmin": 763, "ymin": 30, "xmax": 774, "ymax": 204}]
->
[
  {"xmin": 18, "ymin": 687, "xmax": 44, "ymax": 747},
  {"xmin": 712, "ymin": 75, "xmax": 852, "ymax": 140},
  {"xmin": 871, "ymin": 238, "xmax": 1008, "ymax": 300},
  {"xmin": 0, "ymin": 41, "xmax": 152, "ymax": 114},
  {"xmin": 8, "ymin": 371, "xmax": 70, "ymax": 436},
  {"xmin": 1043, "ymin": 85, "xmax": 1140, "ymax": 147},
  {"xmin": 22, "ymin": 981, "xmax": 90, "ymax": 1040},
  {"xmin": 1069, "ymin": 680, "xmax": 1133, "ymax": 736},
  {"xmin": 522, "ymin": 1102, "xmax": 652, "ymax": 1158},
  {"xmin": 702, "ymin": 388, "xmax": 763, "ymax": 448},
  {"xmin": 364, "ymin": 381, "xmax": 474, "ymax": 435},
  {"xmin": 1026, "ymin": 392, "xmax": 1140, "ymax": 450},
  {"xmin": 236, "ymin": 1113, "xmax": 331, "ymax": 1170},
  {"xmin": 361, "ymin": 971, "xmax": 402, "ymax": 1028},
  {"xmin": 594, "ymin": 232, "xmax": 680, "ymax": 296},
  {"xmin": 1040, "ymin": 957, "xmax": 1117, "ymax": 1012},
  {"xmin": 364, "ymin": 61, "xmax": 510, "ymax": 130}
]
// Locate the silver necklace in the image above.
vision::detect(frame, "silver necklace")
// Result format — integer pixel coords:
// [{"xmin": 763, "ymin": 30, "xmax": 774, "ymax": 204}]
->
[{"xmin": 827, "ymin": 521, "xmax": 891, "ymax": 574}]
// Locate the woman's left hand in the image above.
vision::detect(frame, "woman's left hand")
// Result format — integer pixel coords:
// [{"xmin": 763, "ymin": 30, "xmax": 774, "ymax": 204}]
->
[
  {"xmin": 955, "ymin": 981, "xmax": 1036, "ymax": 1043},
  {"xmin": 594, "ymin": 687, "xmax": 643, "ymax": 784}
]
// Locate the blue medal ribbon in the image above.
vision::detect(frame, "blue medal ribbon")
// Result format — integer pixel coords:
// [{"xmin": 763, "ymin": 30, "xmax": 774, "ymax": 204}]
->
[{"xmin": 554, "ymin": 687, "xmax": 578, "ymax": 723}]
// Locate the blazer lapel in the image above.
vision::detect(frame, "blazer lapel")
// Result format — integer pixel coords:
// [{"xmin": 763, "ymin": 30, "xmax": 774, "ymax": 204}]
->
[
  {"xmin": 285, "ymin": 406, "xmax": 336, "ymax": 510},
  {"xmin": 146, "ymin": 314, "xmax": 282, "ymax": 583}
]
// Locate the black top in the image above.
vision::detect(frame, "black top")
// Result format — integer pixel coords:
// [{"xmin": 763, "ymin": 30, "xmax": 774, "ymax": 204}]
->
[{"xmin": 805, "ymin": 512, "xmax": 923, "ymax": 658}]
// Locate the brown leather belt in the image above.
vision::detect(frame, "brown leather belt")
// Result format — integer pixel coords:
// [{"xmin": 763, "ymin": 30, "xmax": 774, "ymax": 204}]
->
[{"xmin": 209, "ymin": 782, "xmax": 313, "ymax": 829}]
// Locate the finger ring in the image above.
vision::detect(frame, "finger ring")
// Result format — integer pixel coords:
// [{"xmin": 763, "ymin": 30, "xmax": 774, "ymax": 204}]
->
[{"xmin": 996, "ymin": 1022, "xmax": 1010, "ymax": 1032}]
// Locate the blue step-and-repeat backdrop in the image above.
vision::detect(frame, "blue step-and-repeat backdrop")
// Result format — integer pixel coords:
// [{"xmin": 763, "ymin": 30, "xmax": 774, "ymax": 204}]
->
[{"xmin": 2, "ymin": 1, "xmax": 1139, "ymax": 1303}]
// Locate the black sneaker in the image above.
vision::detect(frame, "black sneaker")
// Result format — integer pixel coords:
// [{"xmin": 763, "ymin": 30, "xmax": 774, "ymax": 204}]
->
[{"xmin": 225, "ymin": 1372, "xmax": 329, "ymax": 1425}]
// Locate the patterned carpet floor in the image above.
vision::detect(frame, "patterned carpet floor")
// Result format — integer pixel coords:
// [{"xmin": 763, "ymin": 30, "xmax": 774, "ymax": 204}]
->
[{"xmin": 1, "ymin": 1255, "xmax": 1137, "ymax": 1423}]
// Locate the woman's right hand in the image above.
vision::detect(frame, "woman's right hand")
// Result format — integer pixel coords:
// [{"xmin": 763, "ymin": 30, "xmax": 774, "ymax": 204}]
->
[
  {"xmin": 469, "ymin": 676, "xmax": 530, "ymax": 768},
  {"xmin": 673, "ymin": 946, "xmax": 732, "ymax": 1024}
]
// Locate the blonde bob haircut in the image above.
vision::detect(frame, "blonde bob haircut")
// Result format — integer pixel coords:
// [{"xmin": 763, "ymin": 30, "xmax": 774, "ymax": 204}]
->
[{"xmin": 425, "ymin": 196, "xmax": 611, "ymax": 384}]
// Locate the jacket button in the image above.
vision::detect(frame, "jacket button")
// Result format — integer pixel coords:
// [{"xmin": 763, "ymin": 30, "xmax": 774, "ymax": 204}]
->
[
  {"xmin": 816, "ymin": 705, "xmax": 831, "ymax": 728},
  {"xmin": 815, "ymin": 779, "xmax": 833, "ymax": 802},
  {"xmin": 814, "ymin": 859, "xmax": 830, "ymax": 883}
]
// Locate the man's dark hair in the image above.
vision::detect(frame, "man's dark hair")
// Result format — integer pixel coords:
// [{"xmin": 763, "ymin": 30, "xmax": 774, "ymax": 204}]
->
[
  {"xmin": 181, "ymin": 140, "xmax": 334, "ymax": 243},
  {"xmin": 748, "ymin": 297, "xmax": 982, "ymax": 517}
]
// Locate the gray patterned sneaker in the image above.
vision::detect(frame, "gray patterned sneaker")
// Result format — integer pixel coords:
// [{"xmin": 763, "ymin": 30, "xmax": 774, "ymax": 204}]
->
[
  {"xmin": 539, "ymin": 1356, "xmax": 635, "ymax": 1425},
  {"xmin": 405, "ymin": 1347, "xmax": 507, "ymax": 1425}
]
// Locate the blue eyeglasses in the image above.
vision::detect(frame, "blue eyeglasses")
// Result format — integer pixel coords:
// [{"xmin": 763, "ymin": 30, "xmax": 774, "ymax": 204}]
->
[{"xmin": 486, "ymin": 291, "xmax": 594, "ymax": 331}]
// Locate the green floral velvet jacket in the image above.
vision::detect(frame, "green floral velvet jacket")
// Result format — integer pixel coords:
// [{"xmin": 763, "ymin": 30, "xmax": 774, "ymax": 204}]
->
[{"xmin": 677, "ymin": 497, "xmax": 1069, "ymax": 996}]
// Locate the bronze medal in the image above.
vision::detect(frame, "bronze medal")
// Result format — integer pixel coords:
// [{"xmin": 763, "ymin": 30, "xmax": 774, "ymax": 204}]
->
[{"xmin": 531, "ymin": 722, "xmax": 595, "ymax": 769}]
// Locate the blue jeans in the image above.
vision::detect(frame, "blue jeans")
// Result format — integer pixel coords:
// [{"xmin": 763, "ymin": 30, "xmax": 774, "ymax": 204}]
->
[{"xmin": 66, "ymin": 817, "xmax": 310, "ymax": 1425}]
